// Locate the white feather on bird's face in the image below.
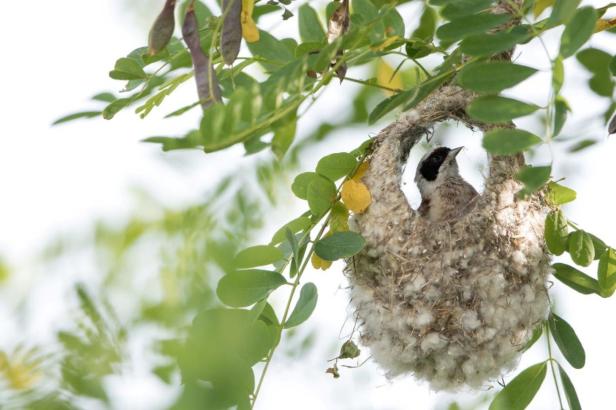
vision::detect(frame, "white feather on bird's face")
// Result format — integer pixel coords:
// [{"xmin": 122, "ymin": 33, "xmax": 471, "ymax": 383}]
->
[{"xmin": 414, "ymin": 146, "xmax": 463, "ymax": 198}]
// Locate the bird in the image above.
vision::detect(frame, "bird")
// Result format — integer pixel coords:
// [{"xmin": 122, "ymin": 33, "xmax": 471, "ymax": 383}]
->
[{"xmin": 414, "ymin": 146, "xmax": 479, "ymax": 223}]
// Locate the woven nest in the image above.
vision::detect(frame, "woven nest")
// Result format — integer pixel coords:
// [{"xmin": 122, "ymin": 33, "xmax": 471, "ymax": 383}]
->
[{"xmin": 346, "ymin": 85, "xmax": 551, "ymax": 390}]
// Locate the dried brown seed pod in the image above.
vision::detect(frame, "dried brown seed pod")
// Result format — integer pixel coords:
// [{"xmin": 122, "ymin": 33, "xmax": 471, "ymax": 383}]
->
[
  {"xmin": 609, "ymin": 113, "xmax": 616, "ymax": 134},
  {"xmin": 327, "ymin": 0, "xmax": 349, "ymax": 43},
  {"xmin": 182, "ymin": 5, "xmax": 222, "ymax": 109},
  {"xmin": 221, "ymin": 0, "xmax": 242, "ymax": 65},
  {"xmin": 148, "ymin": 0, "xmax": 177, "ymax": 56}
]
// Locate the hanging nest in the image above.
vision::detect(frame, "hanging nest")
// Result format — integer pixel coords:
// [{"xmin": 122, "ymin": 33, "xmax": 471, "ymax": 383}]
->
[{"xmin": 345, "ymin": 84, "xmax": 552, "ymax": 390}]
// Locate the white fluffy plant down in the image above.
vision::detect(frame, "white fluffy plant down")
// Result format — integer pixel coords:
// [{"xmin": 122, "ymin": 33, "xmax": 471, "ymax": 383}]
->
[{"xmin": 345, "ymin": 85, "xmax": 551, "ymax": 390}]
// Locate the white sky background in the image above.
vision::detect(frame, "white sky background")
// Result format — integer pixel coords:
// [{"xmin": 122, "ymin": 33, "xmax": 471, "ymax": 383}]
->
[{"xmin": 1, "ymin": 0, "xmax": 616, "ymax": 409}]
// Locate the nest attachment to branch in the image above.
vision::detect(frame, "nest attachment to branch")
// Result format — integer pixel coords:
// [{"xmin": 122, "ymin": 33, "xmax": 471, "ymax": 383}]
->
[{"xmin": 346, "ymin": 85, "xmax": 551, "ymax": 390}]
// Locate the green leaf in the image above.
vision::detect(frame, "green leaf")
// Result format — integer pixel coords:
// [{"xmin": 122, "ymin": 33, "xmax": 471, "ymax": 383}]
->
[
  {"xmin": 165, "ymin": 101, "xmax": 200, "ymax": 118},
  {"xmin": 143, "ymin": 133, "xmax": 199, "ymax": 151},
  {"xmin": 560, "ymin": 7, "xmax": 598, "ymax": 58},
  {"xmin": 243, "ymin": 320, "xmax": 274, "ymax": 366},
  {"xmin": 568, "ymin": 230, "xmax": 595, "ymax": 267},
  {"xmin": 258, "ymin": 302, "xmax": 280, "ymax": 327},
  {"xmin": 314, "ymin": 38, "xmax": 341, "ymax": 72},
  {"xmin": 314, "ymin": 231, "xmax": 365, "ymax": 261},
  {"xmin": 553, "ymin": 96, "xmax": 570, "ymax": 137},
  {"xmin": 588, "ymin": 233, "xmax": 607, "ymax": 259},
  {"xmin": 284, "ymin": 282, "xmax": 318, "ymax": 328},
  {"xmin": 316, "ymin": 153, "xmax": 357, "ymax": 181},
  {"xmin": 272, "ymin": 116, "xmax": 297, "ymax": 160},
  {"xmin": 384, "ymin": 8, "xmax": 405, "ymax": 38},
  {"xmin": 216, "ymin": 270, "xmax": 287, "ymax": 307},
  {"xmin": 52, "ymin": 111, "xmax": 101, "ymax": 125},
  {"xmin": 552, "ymin": 55, "xmax": 564, "ymax": 94},
  {"xmin": 295, "ymin": 41, "xmax": 323, "ymax": 57},
  {"xmin": 92, "ymin": 92, "xmax": 117, "ymax": 103},
  {"xmin": 482, "ymin": 128, "xmax": 542, "ymax": 155},
  {"xmin": 109, "ymin": 57, "xmax": 147, "ymax": 80},
  {"xmin": 187, "ymin": 308, "xmax": 273, "ymax": 387},
  {"xmin": 552, "ymin": 263, "xmax": 600, "ymax": 294},
  {"xmin": 352, "ymin": 0, "xmax": 384, "ymax": 46},
  {"xmin": 298, "ymin": 4, "xmax": 325, "ymax": 43},
  {"xmin": 103, "ymin": 97, "xmax": 137, "ymax": 120},
  {"xmin": 234, "ymin": 245, "xmax": 284, "ymax": 269},
  {"xmin": 291, "ymin": 172, "xmax": 319, "ymax": 200},
  {"xmin": 558, "ymin": 364, "xmax": 582, "ymax": 410},
  {"xmin": 547, "ymin": 182, "xmax": 576, "ymax": 205},
  {"xmin": 549, "ymin": 313, "xmax": 586, "ymax": 369},
  {"xmin": 307, "ymin": 176, "xmax": 337, "ymax": 217},
  {"xmin": 440, "ymin": 0, "xmax": 493, "ymax": 19},
  {"xmin": 598, "ymin": 248, "xmax": 616, "ymax": 297},
  {"xmin": 467, "ymin": 95, "xmax": 539, "ymax": 123},
  {"xmin": 135, "ymin": 72, "xmax": 193, "ymax": 118},
  {"xmin": 414, "ymin": 5, "xmax": 437, "ymax": 40},
  {"xmin": 576, "ymin": 48, "xmax": 615, "ymax": 98},
  {"xmin": 369, "ymin": 90, "xmax": 411, "ymax": 124},
  {"xmin": 545, "ymin": 210, "xmax": 569, "ymax": 255},
  {"xmin": 460, "ymin": 29, "xmax": 529, "ymax": 57},
  {"xmin": 271, "ymin": 216, "xmax": 312, "ymax": 245},
  {"xmin": 610, "ymin": 54, "xmax": 616, "ymax": 76},
  {"xmin": 568, "ymin": 138, "xmax": 598, "ymax": 153},
  {"xmin": 516, "ymin": 165, "xmax": 551, "ymax": 196},
  {"xmin": 369, "ymin": 72, "xmax": 454, "ymax": 123},
  {"xmin": 589, "ymin": 72, "xmax": 614, "ymax": 97},
  {"xmin": 247, "ymin": 30, "xmax": 295, "ymax": 72},
  {"xmin": 533, "ymin": 0, "xmax": 555, "ymax": 17},
  {"xmin": 403, "ymin": 72, "xmax": 455, "ymax": 111},
  {"xmin": 547, "ymin": 0, "xmax": 581, "ymax": 27},
  {"xmin": 489, "ymin": 362, "xmax": 547, "ymax": 410},
  {"xmin": 406, "ymin": 6, "xmax": 437, "ymax": 58},
  {"xmin": 436, "ymin": 13, "xmax": 510, "ymax": 42},
  {"xmin": 457, "ymin": 62, "xmax": 537, "ymax": 93},
  {"xmin": 577, "ymin": 48, "xmax": 612, "ymax": 74},
  {"xmin": 521, "ymin": 325, "xmax": 543, "ymax": 352}
]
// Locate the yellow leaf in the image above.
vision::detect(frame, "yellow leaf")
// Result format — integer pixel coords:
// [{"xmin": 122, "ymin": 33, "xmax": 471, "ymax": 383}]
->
[
  {"xmin": 241, "ymin": 0, "xmax": 260, "ymax": 43},
  {"xmin": 5, "ymin": 362, "xmax": 40, "ymax": 390},
  {"xmin": 341, "ymin": 180, "xmax": 372, "ymax": 214},
  {"xmin": 0, "ymin": 352, "xmax": 7, "ymax": 370},
  {"xmin": 533, "ymin": 0, "xmax": 554, "ymax": 18},
  {"xmin": 595, "ymin": 18, "xmax": 616, "ymax": 33},
  {"xmin": 376, "ymin": 58, "xmax": 402, "ymax": 96},
  {"xmin": 351, "ymin": 161, "xmax": 369, "ymax": 182},
  {"xmin": 312, "ymin": 253, "xmax": 332, "ymax": 270}
]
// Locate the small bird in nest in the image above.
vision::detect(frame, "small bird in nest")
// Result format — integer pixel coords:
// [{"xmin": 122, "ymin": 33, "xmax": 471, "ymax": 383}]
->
[{"xmin": 415, "ymin": 146, "xmax": 479, "ymax": 222}]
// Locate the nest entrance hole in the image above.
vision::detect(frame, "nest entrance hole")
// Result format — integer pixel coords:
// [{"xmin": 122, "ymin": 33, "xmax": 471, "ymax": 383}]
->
[{"xmin": 399, "ymin": 123, "xmax": 489, "ymax": 212}]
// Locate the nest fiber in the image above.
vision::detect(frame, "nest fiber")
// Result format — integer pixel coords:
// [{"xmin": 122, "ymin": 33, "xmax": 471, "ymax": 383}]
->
[{"xmin": 346, "ymin": 86, "xmax": 551, "ymax": 390}]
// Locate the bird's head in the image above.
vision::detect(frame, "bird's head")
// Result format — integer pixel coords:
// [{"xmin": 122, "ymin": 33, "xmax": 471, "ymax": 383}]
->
[{"xmin": 414, "ymin": 146, "xmax": 463, "ymax": 196}]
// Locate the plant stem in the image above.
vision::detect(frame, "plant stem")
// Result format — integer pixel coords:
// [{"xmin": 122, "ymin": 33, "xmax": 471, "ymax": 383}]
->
[
  {"xmin": 251, "ymin": 152, "xmax": 369, "ymax": 408},
  {"xmin": 344, "ymin": 76, "xmax": 403, "ymax": 93},
  {"xmin": 545, "ymin": 322, "xmax": 565, "ymax": 410},
  {"xmin": 251, "ymin": 214, "xmax": 331, "ymax": 409},
  {"xmin": 411, "ymin": 58, "xmax": 432, "ymax": 78}
]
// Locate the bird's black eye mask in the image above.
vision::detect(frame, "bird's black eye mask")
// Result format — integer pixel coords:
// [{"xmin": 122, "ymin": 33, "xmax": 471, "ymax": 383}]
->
[{"xmin": 419, "ymin": 147, "xmax": 451, "ymax": 181}]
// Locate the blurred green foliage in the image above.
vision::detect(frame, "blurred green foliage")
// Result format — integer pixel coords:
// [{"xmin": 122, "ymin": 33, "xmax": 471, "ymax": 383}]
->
[{"xmin": 10, "ymin": 0, "xmax": 616, "ymax": 408}]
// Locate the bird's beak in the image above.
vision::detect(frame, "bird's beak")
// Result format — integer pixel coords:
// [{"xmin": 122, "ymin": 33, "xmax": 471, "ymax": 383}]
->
[{"xmin": 450, "ymin": 146, "xmax": 464, "ymax": 157}]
